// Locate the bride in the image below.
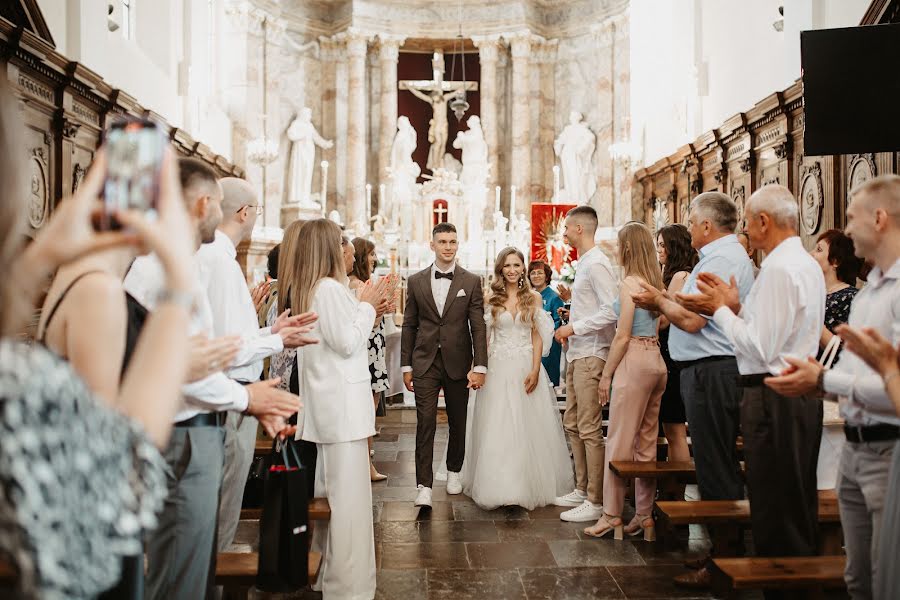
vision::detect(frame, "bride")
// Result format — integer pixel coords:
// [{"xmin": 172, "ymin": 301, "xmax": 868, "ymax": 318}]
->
[{"xmin": 461, "ymin": 247, "xmax": 574, "ymax": 510}]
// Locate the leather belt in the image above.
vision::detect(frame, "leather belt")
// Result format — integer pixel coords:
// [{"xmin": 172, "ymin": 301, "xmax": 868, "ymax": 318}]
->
[
  {"xmin": 736, "ymin": 373, "xmax": 773, "ymax": 387},
  {"xmin": 844, "ymin": 423, "xmax": 900, "ymax": 443},
  {"xmin": 675, "ymin": 355, "xmax": 734, "ymax": 369},
  {"xmin": 175, "ymin": 412, "xmax": 227, "ymax": 428}
]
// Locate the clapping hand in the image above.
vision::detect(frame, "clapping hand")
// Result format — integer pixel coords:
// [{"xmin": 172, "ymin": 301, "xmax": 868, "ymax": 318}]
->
[
  {"xmin": 250, "ymin": 281, "xmax": 271, "ymax": 312},
  {"xmin": 557, "ymin": 283, "xmax": 572, "ymax": 302},
  {"xmin": 186, "ymin": 334, "xmax": 241, "ymax": 382},
  {"xmin": 675, "ymin": 272, "xmax": 738, "ymax": 316},
  {"xmin": 835, "ymin": 324, "xmax": 900, "ymax": 377},
  {"xmin": 632, "ymin": 279, "xmax": 665, "ymax": 311},
  {"xmin": 271, "ymin": 309, "xmax": 318, "ymax": 332},
  {"xmin": 359, "ymin": 276, "xmax": 392, "ymax": 314}
]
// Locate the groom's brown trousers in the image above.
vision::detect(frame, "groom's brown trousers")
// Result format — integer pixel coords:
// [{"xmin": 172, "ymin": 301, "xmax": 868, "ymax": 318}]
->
[
  {"xmin": 414, "ymin": 350, "xmax": 470, "ymax": 488},
  {"xmin": 564, "ymin": 356, "xmax": 606, "ymax": 504}
]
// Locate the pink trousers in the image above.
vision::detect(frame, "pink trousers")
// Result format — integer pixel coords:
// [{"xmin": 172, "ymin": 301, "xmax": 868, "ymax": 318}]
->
[{"xmin": 602, "ymin": 338, "xmax": 667, "ymax": 517}]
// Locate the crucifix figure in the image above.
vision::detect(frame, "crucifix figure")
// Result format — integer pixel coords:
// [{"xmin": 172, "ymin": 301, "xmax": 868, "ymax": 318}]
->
[{"xmin": 400, "ymin": 49, "xmax": 477, "ymax": 174}]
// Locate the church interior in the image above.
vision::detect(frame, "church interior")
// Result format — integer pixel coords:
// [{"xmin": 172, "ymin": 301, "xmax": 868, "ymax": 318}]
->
[{"xmin": 3, "ymin": 0, "xmax": 900, "ymax": 598}]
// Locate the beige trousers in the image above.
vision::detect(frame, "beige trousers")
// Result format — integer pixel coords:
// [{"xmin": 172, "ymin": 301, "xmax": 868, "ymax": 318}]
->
[{"xmin": 563, "ymin": 356, "xmax": 606, "ymax": 504}]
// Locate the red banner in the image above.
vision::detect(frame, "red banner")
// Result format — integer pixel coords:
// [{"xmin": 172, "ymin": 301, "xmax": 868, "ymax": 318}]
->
[{"xmin": 530, "ymin": 203, "xmax": 578, "ymax": 275}]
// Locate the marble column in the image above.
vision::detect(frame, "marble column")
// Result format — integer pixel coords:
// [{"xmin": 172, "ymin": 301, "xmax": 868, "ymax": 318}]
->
[
  {"xmin": 507, "ymin": 31, "xmax": 532, "ymax": 216},
  {"xmin": 346, "ymin": 29, "xmax": 369, "ymax": 228},
  {"xmin": 472, "ymin": 35, "xmax": 502, "ymax": 190},
  {"xmin": 377, "ymin": 34, "xmax": 405, "ymax": 200},
  {"xmin": 318, "ymin": 36, "xmax": 340, "ymax": 215},
  {"xmin": 592, "ymin": 21, "xmax": 615, "ymax": 226},
  {"xmin": 611, "ymin": 13, "xmax": 632, "ymax": 225},
  {"xmin": 533, "ymin": 37, "xmax": 558, "ymax": 202}
]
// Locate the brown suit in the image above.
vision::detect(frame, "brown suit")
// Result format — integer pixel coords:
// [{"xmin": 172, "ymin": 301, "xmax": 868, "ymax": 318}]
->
[{"xmin": 401, "ymin": 264, "xmax": 488, "ymax": 487}]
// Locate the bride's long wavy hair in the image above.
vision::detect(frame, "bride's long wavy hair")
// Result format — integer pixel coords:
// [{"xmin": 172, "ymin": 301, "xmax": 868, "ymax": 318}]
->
[{"xmin": 488, "ymin": 247, "xmax": 539, "ymax": 324}]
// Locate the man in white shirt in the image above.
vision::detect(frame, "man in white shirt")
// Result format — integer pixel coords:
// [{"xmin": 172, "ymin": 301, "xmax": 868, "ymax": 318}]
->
[
  {"xmin": 126, "ymin": 159, "xmax": 302, "ymax": 600},
  {"xmin": 553, "ymin": 206, "xmax": 618, "ymax": 522},
  {"xmin": 199, "ymin": 177, "xmax": 318, "ymax": 553},
  {"xmin": 765, "ymin": 175, "xmax": 900, "ymax": 599},
  {"xmin": 679, "ymin": 185, "xmax": 825, "ymax": 600}
]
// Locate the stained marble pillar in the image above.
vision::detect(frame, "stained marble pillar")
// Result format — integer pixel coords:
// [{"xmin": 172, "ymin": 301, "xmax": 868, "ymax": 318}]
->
[
  {"xmin": 378, "ymin": 35, "xmax": 405, "ymax": 199},
  {"xmin": 592, "ymin": 21, "xmax": 615, "ymax": 226},
  {"xmin": 507, "ymin": 31, "xmax": 532, "ymax": 215},
  {"xmin": 346, "ymin": 29, "xmax": 369, "ymax": 228},
  {"xmin": 318, "ymin": 36, "xmax": 340, "ymax": 215},
  {"xmin": 611, "ymin": 13, "xmax": 632, "ymax": 225},
  {"xmin": 472, "ymin": 35, "xmax": 502, "ymax": 190},
  {"xmin": 533, "ymin": 38, "xmax": 558, "ymax": 202}
]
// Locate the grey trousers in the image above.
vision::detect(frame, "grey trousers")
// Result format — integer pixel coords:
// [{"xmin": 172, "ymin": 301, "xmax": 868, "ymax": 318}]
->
[
  {"xmin": 875, "ymin": 440, "xmax": 900, "ymax": 600},
  {"xmin": 681, "ymin": 358, "xmax": 744, "ymax": 501},
  {"xmin": 838, "ymin": 439, "xmax": 894, "ymax": 600},
  {"xmin": 146, "ymin": 425, "xmax": 225, "ymax": 600},
  {"xmin": 216, "ymin": 412, "xmax": 258, "ymax": 551}
]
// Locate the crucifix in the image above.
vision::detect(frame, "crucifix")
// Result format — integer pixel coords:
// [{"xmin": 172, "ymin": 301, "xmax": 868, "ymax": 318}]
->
[
  {"xmin": 399, "ymin": 49, "xmax": 477, "ymax": 174},
  {"xmin": 433, "ymin": 201, "xmax": 449, "ymax": 225}
]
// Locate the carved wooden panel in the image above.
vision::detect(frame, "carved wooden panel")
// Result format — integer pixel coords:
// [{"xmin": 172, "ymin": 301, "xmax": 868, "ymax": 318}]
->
[{"xmin": 799, "ymin": 159, "xmax": 824, "ymax": 236}]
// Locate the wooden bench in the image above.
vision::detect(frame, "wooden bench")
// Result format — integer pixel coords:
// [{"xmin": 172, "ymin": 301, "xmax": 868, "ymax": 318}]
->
[
  {"xmin": 710, "ymin": 555, "xmax": 846, "ymax": 599},
  {"xmin": 241, "ymin": 496, "xmax": 332, "ymax": 522},
  {"xmin": 654, "ymin": 490, "xmax": 842, "ymax": 554},
  {"xmin": 609, "ymin": 459, "xmax": 746, "ymax": 486},
  {"xmin": 216, "ymin": 551, "xmax": 322, "ymax": 600}
]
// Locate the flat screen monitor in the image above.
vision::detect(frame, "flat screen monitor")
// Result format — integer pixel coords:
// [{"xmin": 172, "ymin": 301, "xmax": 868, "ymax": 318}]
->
[{"xmin": 801, "ymin": 22, "xmax": 900, "ymax": 156}]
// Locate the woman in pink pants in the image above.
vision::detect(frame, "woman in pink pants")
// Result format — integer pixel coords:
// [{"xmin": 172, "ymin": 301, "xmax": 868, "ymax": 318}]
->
[{"xmin": 585, "ymin": 222, "xmax": 667, "ymax": 541}]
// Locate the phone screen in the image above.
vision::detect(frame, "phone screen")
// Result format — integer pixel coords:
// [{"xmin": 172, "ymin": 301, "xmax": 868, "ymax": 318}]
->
[{"xmin": 98, "ymin": 119, "xmax": 166, "ymax": 230}]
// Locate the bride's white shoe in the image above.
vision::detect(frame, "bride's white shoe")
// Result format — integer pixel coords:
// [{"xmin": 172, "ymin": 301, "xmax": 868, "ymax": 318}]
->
[{"xmin": 446, "ymin": 472, "xmax": 462, "ymax": 495}]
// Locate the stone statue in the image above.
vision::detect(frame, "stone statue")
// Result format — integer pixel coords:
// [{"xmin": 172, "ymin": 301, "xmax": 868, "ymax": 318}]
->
[
  {"xmin": 554, "ymin": 111, "xmax": 597, "ymax": 204},
  {"xmin": 287, "ymin": 107, "xmax": 333, "ymax": 206},
  {"xmin": 511, "ymin": 213, "xmax": 532, "ymax": 257},
  {"xmin": 453, "ymin": 115, "xmax": 490, "ymax": 188},
  {"xmin": 442, "ymin": 153, "xmax": 462, "ymax": 178},
  {"xmin": 408, "ymin": 85, "xmax": 455, "ymax": 173},
  {"xmin": 387, "ymin": 116, "xmax": 420, "ymax": 231}
]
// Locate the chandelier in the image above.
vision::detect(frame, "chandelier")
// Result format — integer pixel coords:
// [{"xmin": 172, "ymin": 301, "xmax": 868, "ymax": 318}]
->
[
  {"xmin": 246, "ymin": 17, "xmax": 278, "ymax": 168},
  {"xmin": 448, "ymin": 1, "xmax": 469, "ymax": 122}
]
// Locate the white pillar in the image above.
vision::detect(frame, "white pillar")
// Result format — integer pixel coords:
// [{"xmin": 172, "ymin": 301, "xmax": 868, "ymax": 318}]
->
[
  {"xmin": 507, "ymin": 31, "xmax": 532, "ymax": 215},
  {"xmin": 346, "ymin": 29, "xmax": 369, "ymax": 228},
  {"xmin": 377, "ymin": 35, "xmax": 406, "ymax": 202},
  {"xmin": 472, "ymin": 35, "xmax": 502, "ymax": 190}
]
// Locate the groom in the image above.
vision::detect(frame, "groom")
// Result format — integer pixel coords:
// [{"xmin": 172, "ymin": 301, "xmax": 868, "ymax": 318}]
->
[{"xmin": 401, "ymin": 222, "xmax": 488, "ymax": 507}]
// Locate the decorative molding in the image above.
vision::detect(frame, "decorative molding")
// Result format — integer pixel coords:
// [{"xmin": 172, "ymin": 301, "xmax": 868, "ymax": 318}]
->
[
  {"xmin": 653, "ymin": 197, "xmax": 669, "ymax": 231},
  {"xmin": 758, "ymin": 126, "xmax": 783, "ymax": 145},
  {"xmin": 847, "ymin": 153, "xmax": 877, "ymax": 197},
  {"xmin": 799, "ymin": 161, "xmax": 824, "ymax": 235},
  {"xmin": 726, "ymin": 143, "xmax": 746, "ymax": 159},
  {"xmin": 731, "ymin": 184, "xmax": 746, "ymax": 228},
  {"xmin": 773, "ymin": 140, "xmax": 790, "ymax": 160},
  {"xmin": 72, "ymin": 163, "xmax": 86, "ymax": 194},
  {"xmin": 60, "ymin": 117, "xmax": 81, "ymax": 139},
  {"xmin": 505, "ymin": 30, "xmax": 534, "ymax": 58},
  {"xmin": 17, "ymin": 72, "xmax": 54, "ymax": 104},
  {"xmin": 71, "ymin": 102, "xmax": 99, "ymax": 126},
  {"xmin": 739, "ymin": 156, "xmax": 753, "ymax": 173},
  {"xmin": 28, "ymin": 147, "xmax": 49, "ymax": 229}
]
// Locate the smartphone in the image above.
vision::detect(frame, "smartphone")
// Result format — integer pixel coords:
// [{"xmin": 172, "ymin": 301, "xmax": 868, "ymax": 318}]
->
[{"xmin": 96, "ymin": 118, "xmax": 167, "ymax": 230}]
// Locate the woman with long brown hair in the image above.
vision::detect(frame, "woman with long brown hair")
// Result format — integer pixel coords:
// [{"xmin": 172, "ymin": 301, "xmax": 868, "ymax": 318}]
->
[
  {"xmin": 460, "ymin": 247, "xmax": 573, "ymax": 510},
  {"xmin": 585, "ymin": 222, "xmax": 667, "ymax": 541},
  {"xmin": 290, "ymin": 218, "xmax": 390, "ymax": 599}
]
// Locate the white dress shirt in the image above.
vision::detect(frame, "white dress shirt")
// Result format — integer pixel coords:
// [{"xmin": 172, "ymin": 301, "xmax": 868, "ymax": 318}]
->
[
  {"xmin": 712, "ymin": 236, "xmax": 825, "ymax": 375},
  {"xmin": 825, "ymin": 258, "xmax": 900, "ymax": 426},
  {"xmin": 124, "ymin": 253, "xmax": 249, "ymax": 422},
  {"xmin": 567, "ymin": 246, "xmax": 619, "ymax": 362},
  {"xmin": 195, "ymin": 230, "xmax": 283, "ymax": 383}
]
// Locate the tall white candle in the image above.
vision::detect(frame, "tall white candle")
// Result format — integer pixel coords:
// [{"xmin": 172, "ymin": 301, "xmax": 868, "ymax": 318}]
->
[
  {"xmin": 509, "ymin": 185, "xmax": 517, "ymax": 231},
  {"xmin": 494, "ymin": 186, "xmax": 501, "ymax": 213},
  {"xmin": 552, "ymin": 165, "xmax": 560, "ymax": 202},
  {"xmin": 365, "ymin": 183, "xmax": 372, "ymax": 229},
  {"xmin": 378, "ymin": 183, "xmax": 386, "ymax": 219},
  {"xmin": 320, "ymin": 160, "xmax": 329, "ymax": 215}
]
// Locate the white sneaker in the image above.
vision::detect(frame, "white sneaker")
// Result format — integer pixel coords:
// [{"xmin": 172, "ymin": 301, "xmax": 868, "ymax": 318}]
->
[
  {"xmin": 446, "ymin": 472, "xmax": 462, "ymax": 495},
  {"xmin": 554, "ymin": 489, "xmax": 588, "ymax": 507},
  {"xmin": 560, "ymin": 500, "xmax": 604, "ymax": 522},
  {"xmin": 414, "ymin": 485, "xmax": 433, "ymax": 507}
]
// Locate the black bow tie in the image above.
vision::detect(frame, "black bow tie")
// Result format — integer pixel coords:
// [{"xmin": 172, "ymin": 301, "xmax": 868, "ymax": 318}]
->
[{"xmin": 434, "ymin": 271, "xmax": 454, "ymax": 281}]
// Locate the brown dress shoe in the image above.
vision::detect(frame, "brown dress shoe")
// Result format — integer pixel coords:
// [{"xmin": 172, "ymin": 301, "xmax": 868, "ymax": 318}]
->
[
  {"xmin": 683, "ymin": 555, "xmax": 709, "ymax": 570},
  {"xmin": 673, "ymin": 566, "xmax": 712, "ymax": 589}
]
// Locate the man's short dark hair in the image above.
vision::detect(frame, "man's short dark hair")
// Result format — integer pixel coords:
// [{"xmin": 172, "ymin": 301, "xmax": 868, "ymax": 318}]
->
[
  {"xmin": 566, "ymin": 205, "xmax": 598, "ymax": 228},
  {"xmin": 432, "ymin": 222, "xmax": 457, "ymax": 237},
  {"xmin": 178, "ymin": 157, "xmax": 218, "ymax": 195},
  {"xmin": 267, "ymin": 244, "xmax": 280, "ymax": 279}
]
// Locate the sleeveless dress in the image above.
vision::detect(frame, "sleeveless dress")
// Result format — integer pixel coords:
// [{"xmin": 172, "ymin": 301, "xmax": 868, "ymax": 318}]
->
[{"xmin": 460, "ymin": 310, "xmax": 574, "ymax": 510}]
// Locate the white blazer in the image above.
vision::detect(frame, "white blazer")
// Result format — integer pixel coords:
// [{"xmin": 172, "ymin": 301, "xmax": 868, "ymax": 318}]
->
[{"xmin": 297, "ymin": 278, "xmax": 377, "ymax": 444}]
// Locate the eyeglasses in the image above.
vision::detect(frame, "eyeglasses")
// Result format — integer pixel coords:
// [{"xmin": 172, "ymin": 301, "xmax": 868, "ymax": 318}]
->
[{"xmin": 238, "ymin": 204, "xmax": 263, "ymax": 216}]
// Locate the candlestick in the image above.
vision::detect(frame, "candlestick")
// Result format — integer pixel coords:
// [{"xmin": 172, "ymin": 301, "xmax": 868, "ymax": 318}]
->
[
  {"xmin": 320, "ymin": 160, "xmax": 329, "ymax": 216},
  {"xmin": 552, "ymin": 165, "xmax": 560, "ymax": 202},
  {"xmin": 378, "ymin": 184, "xmax": 386, "ymax": 220},
  {"xmin": 494, "ymin": 186, "xmax": 501, "ymax": 214},
  {"xmin": 509, "ymin": 185, "xmax": 517, "ymax": 232},
  {"xmin": 365, "ymin": 183, "xmax": 372, "ymax": 230}
]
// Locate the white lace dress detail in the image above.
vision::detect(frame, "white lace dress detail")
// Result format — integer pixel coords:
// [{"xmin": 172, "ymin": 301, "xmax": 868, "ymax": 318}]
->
[{"xmin": 0, "ymin": 340, "xmax": 166, "ymax": 600}]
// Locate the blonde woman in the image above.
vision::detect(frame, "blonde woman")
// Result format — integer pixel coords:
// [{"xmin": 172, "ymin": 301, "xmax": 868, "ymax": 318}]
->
[
  {"xmin": 585, "ymin": 222, "xmax": 667, "ymax": 540},
  {"xmin": 460, "ymin": 247, "xmax": 573, "ymax": 510},
  {"xmin": 289, "ymin": 219, "xmax": 389, "ymax": 599}
]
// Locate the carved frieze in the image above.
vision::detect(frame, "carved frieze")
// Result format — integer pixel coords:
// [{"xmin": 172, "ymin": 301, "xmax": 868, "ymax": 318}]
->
[
  {"xmin": 28, "ymin": 147, "xmax": 49, "ymax": 229},
  {"xmin": 72, "ymin": 102, "xmax": 100, "ymax": 126},
  {"xmin": 731, "ymin": 184, "xmax": 746, "ymax": 229},
  {"xmin": 17, "ymin": 73, "xmax": 54, "ymax": 104},
  {"xmin": 799, "ymin": 161, "xmax": 824, "ymax": 235}
]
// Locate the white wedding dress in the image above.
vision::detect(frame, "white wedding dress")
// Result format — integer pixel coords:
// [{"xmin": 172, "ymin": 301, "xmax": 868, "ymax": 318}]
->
[{"xmin": 460, "ymin": 309, "xmax": 574, "ymax": 510}]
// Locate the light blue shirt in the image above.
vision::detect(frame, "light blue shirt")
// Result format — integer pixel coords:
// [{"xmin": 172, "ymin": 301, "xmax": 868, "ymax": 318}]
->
[
  {"xmin": 613, "ymin": 298, "xmax": 659, "ymax": 337},
  {"xmin": 668, "ymin": 234, "xmax": 756, "ymax": 362}
]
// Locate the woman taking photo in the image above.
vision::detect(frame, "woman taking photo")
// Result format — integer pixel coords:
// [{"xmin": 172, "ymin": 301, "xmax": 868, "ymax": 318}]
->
[
  {"xmin": 654, "ymin": 224, "xmax": 697, "ymax": 473},
  {"xmin": 585, "ymin": 222, "xmax": 667, "ymax": 541},
  {"xmin": 290, "ymin": 219, "xmax": 389, "ymax": 599},
  {"xmin": 528, "ymin": 260, "xmax": 565, "ymax": 387}
]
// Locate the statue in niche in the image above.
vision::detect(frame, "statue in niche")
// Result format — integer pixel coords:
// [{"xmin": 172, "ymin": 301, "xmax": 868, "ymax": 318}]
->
[
  {"xmin": 453, "ymin": 115, "xmax": 490, "ymax": 240},
  {"xmin": 287, "ymin": 107, "xmax": 333, "ymax": 206},
  {"xmin": 387, "ymin": 116, "xmax": 420, "ymax": 231},
  {"xmin": 554, "ymin": 111, "xmax": 597, "ymax": 204}
]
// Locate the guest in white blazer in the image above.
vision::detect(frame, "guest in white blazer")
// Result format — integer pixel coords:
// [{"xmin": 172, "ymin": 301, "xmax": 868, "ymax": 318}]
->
[{"xmin": 289, "ymin": 218, "xmax": 390, "ymax": 600}]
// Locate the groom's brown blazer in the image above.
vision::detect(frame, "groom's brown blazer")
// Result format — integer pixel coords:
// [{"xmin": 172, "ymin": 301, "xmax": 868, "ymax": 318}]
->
[{"xmin": 401, "ymin": 264, "xmax": 488, "ymax": 380}]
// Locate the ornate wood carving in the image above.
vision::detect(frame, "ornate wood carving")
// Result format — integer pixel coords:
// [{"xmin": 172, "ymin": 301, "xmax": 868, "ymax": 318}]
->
[
  {"xmin": 28, "ymin": 146, "xmax": 49, "ymax": 228},
  {"xmin": 799, "ymin": 161, "xmax": 824, "ymax": 235},
  {"xmin": 847, "ymin": 153, "xmax": 877, "ymax": 196},
  {"xmin": 739, "ymin": 157, "xmax": 753, "ymax": 173},
  {"xmin": 71, "ymin": 163, "xmax": 85, "ymax": 194},
  {"xmin": 653, "ymin": 197, "xmax": 669, "ymax": 231},
  {"xmin": 731, "ymin": 184, "xmax": 746, "ymax": 229}
]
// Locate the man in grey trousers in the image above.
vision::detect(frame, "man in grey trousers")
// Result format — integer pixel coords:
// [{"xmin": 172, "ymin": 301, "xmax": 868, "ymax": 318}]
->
[{"xmin": 633, "ymin": 192, "xmax": 755, "ymax": 589}]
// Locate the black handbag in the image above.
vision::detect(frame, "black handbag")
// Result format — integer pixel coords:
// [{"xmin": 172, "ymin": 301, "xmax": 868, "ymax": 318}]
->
[{"xmin": 256, "ymin": 439, "xmax": 310, "ymax": 592}]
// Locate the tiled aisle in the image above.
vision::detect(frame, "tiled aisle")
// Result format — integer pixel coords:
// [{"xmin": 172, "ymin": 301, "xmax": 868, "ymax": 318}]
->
[{"xmin": 369, "ymin": 409, "xmax": 716, "ymax": 600}]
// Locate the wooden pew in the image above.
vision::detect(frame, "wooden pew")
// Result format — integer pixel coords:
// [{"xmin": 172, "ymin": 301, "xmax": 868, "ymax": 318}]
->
[
  {"xmin": 216, "ymin": 551, "xmax": 322, "ymax": 600},
  {"xmin": 609, "ymin": 459, "xmax": 746, "ymax": 486},
  {"xmin": 710, "ymin": 555, "xmax": 846, "ymax": 599},
  {"xmin": 654, "ymin": 489, "xmax": 842, "ymax": 554},
  {"xmin": 240, "ymin": 496, "xmax": 331, "ymax": 522}
]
